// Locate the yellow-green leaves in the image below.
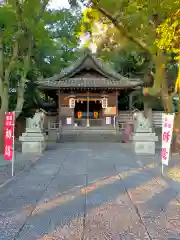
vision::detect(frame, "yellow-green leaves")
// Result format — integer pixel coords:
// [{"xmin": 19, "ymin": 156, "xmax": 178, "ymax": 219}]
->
[
  {"xmin": 156, "ymin": 9, "xmax": 180, "ymax": 92},
  {"xmin": 156, "ymin": 10, "xmax": 180, "ymax": 53},
  {"xmin": 175, "ymin": 64, "xmax": 180, "ymax": 92}
]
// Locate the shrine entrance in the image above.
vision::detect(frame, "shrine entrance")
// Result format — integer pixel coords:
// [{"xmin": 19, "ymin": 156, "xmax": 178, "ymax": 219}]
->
[
  {"xmin": 74, "ymin": 100, "xmax": 102, "ymax": 119},
  {"xmin": 74, "ymin": 100, "xmax": 102, "ymax": 126}
]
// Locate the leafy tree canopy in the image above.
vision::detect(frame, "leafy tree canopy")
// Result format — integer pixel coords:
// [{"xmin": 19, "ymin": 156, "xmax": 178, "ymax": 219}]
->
[{"xmin": 0, "ymin": 0, "xmax": 82, "ymax": 118}]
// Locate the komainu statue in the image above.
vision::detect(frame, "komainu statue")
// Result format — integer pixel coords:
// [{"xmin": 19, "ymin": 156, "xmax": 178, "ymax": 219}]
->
[
  {"xmin": 26, "ymin": 109, "xmax": 45, "ymax": 130},
  {"xmin": 133, "ymin": 112, "xmax": 152, "ymax": 133}
]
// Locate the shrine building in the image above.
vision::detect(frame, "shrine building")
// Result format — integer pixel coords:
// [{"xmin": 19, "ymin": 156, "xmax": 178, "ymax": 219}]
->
[{"xmin": 37, "ymin": 51, "xmax": 142, "ymax": 127}]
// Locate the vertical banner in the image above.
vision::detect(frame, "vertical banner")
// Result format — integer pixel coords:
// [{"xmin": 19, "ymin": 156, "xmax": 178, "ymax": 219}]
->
[
  {"xmin": 4, "ymin": 112, "xmax": 15, "ymax": 161},
  {"xmin": 161, "ymin": 113, "xmax": 174, "ymax": 167}
]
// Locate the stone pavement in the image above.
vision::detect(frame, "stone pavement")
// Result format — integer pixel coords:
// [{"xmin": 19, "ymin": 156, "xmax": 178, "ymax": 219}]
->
[
  {"xmin": 0, "ymin": 142, "xmax": 180, "ymax": 240},
  {"xmin": 0, "ymin": 152, "xmax": 41, "ymax": 187}
]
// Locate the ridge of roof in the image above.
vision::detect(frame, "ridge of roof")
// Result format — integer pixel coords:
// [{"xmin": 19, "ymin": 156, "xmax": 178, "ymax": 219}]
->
[{"xmin": 38, "ymin": 51, "xmax": 141, "ymax": 84}]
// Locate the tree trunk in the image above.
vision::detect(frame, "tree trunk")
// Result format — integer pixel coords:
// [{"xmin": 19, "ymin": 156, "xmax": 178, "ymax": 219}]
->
[
  {"xmin": 15, "ymin": 51, "xmax": 31, "ymax": 119},
  {"xmin": 172, "ymin": 64, "xmax": 180, "ymax": 154},
  {"xmin": 15, "ymin": 81, "xmax": 25, "ymax": 119},
  {"xmin": 160, "ymin": 88, "xmax": 173, "ymax": 114},
  {"xmin": 144, "ymin": 103, "xmax": 152, "ymax": 120},
  {"xmin": 172, "ymin": 100, "xmax": 180, "ymax": 154}
]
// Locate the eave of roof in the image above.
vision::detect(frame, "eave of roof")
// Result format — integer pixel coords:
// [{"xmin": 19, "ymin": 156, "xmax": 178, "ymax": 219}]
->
[{"xmin": 37, "ymin": 50, "xmax": 142, "ymax": 89}]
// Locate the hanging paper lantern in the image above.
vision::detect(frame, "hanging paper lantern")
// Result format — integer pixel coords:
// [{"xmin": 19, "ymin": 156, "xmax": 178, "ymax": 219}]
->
[
  {"xmin": 93, "ymin": 111, "xmax": 98, "ymax": 118},
  {"xmin": 143, "ymin": 88, "xmax": 148, "ymax": 96},
  {"xmin": 69, "ymin": 98, "xmax": 75, "ymax": 108},
  {"xmin": 102, "ymin": 97, "xmax": 108, "ymax": 108},
  {"xmin": 77, "ymin": 111, "xmax": 82, "ymax": 119}
]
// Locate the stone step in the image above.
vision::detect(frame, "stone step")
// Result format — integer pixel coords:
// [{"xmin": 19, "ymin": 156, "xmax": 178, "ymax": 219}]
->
[
  {"xmin": 59, "ymin": 132, "xmax": 121, "ymax": 143},
  {"xmin": 61, "ymin": 126, "xmax": 116, "ymax": 132}
]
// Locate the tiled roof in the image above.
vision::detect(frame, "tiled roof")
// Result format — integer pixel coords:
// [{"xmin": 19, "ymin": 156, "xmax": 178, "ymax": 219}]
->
[{"xmin": 37, "ymin": 50, "xmax": 142, "ymax": 89}]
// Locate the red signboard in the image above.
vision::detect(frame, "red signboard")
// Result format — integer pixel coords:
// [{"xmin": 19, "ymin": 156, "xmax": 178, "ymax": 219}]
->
[{"xmin": 4, "ymin": 112, "xmax": 15, "ymax": 161}]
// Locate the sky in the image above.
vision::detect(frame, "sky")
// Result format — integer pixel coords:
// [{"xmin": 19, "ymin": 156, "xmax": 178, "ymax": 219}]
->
[
  {"xmin": 48, "ymin": 0, "xmax": 70, "ymax": 9},
  {"xmin": 48, "ymin": 0, "xmax": 97, "ymax": 52},
  {"xmin": 0, "ymin": 0, "xmax": 70, "ymax": 7}
]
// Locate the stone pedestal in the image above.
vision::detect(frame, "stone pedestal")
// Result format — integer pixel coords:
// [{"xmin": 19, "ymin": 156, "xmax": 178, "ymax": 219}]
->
[
  {"xmin": 131, "ymin": 132, "xmax": 158, "ymax": 155},
  {"xmin": 131, "ymin": 112, "xmax": 158, "ymax": 155},
  {"xmin": 19, "ymin": 128, "xmax": 47, "ymax": 154}
]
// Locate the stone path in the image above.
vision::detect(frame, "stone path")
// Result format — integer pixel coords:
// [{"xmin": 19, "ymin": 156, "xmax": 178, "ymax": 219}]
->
[
  {"xmin": 0, "ymin": 152, "xmax": 41, "ymax": 187},
  {"xmin": 0, "ymin": 142, "xmax": 180, "ymax": 240}
]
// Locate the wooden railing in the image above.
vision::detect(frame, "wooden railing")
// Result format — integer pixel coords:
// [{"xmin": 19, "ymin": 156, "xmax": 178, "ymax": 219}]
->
[
  {"xmin": 117, "ymin": 111, "xmax": 133, "ymax": 123},
  {"xmin": 152, "ymin": 111, "xmax": 162, "ymax": 127},
  {"xmin": 47, "ymin": 120, "xmax": 62, "ymax": 141},
  {"xmin": 48, "ymin": 120, "xmax": 61, "ymax": 129},
  {"xmin": 74, "ymin": 118, "xmax": 105, "ymax": 126},
  {"xmin": 47, "ymin": 111, "xmax": 163, "ymax": 132},
  {"xmin": 55, "ymin": 117, "xmax": 116, "ymax": 128},
  {"xmin": 116, "ymin": 111, "xmax": 163, "ymax": 130}
]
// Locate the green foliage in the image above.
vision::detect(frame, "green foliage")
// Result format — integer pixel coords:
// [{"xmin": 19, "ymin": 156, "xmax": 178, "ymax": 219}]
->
[
  {"xmin": 0, "ymin": 0, "xmax": 52, "ymax": 115},
  {"xmin": 80, "ymin": 1, "xmax": 179, "ymax": 54},
  {"xmin": 33, "ymin": 8, "xmax": 81, "ymax": 78},
  {"xmin": 0, "ymin": 0, "xmax": 82, "ymax": 118},
  {"xmin": 100, "ymin": 48, "xmax": 149, "ymax": 77}
]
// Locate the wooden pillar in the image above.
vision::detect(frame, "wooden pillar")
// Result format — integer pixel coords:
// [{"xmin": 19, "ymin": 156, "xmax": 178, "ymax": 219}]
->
[
  {"xmin": 87, "ymin": 91, "xmax": 90, "ymax": 127},
  {"xmin": 114, "ymin": 90, "xmax": 119, "ymax": 128},
  {"xmin": 116, "ymin": 90, "xmax": 119, "ymax": 116},
  {"xmin": 70, "ymin": 93, "xmax": 75, "ymax": 124},
  {"xmin": 129, "ymin": 94, "xmax": 133, "ymax": 111},
  {"xmin": 58, "ymin": 90, "xmax": 61, "ymax": 123}
]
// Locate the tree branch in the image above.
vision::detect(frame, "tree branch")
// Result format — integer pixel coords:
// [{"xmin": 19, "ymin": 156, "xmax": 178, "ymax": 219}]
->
[
  {"xmin": 91, "ymin": 1, "xmax": 153, "ymax": 56},
  {"xmin": 15, "ymin": 40, "xmax": 32, "ymax": 119},
  {"xmin": 0, "ymin": 36, "xmax": 4, "ymax": 96},
  {"xmin": 4, "ymin": 40, "xmax": 19, "ymax": 85},
  {"xmin": 35, "ymin": 0, "xmax": 49, "ymax": 22},
  {"xmin": 0, "ymin": 36, "xmax": 3, "ymax": 80},
  {"xmin": 14, "ymin": 0, "xmax": 49, "ymax": 119}
]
